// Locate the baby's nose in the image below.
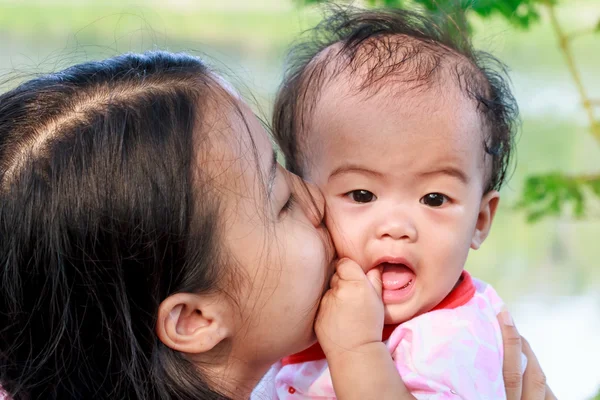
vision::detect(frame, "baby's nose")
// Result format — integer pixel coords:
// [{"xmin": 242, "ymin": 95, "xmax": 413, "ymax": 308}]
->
[{"xmin": 376, "ymin": 210, "xmax": 417, "ymax": 242}]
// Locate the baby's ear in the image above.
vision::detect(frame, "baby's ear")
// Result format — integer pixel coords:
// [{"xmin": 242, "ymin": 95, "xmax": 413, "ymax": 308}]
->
[
  {"xmin": 156, "ymin": 292, "xmax": 232, "ymax": 355},
  {"xmin": 471, "ymin": 190, "xmax": 500, "ymax": 250}
]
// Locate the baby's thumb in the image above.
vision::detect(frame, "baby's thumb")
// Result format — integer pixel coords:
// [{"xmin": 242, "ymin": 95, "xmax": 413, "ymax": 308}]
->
[{"xmin": 366, "ymin": 266, "xmax": 383, "ymax": 298}]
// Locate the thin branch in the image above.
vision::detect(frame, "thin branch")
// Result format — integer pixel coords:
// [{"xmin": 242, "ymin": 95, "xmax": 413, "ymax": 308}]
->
[
  {"xmin": 546, "ymin": 3, "xmax": 600, "ymax": 144},
  {"xmin": 567, "ymin": 28, "xmax": 596, "ymax": 41}
]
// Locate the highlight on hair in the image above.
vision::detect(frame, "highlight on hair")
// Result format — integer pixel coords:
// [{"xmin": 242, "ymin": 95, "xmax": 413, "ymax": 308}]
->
[
  {"xmin": 0, "ymin": 51, "xmax": 232, "ymax": 399},
  {"xmin": 273, "ymin": 6, "xmax": 519, "ymax": 192}
]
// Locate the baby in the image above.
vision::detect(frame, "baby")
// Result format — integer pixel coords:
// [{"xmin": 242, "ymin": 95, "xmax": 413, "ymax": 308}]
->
[{"xmin": 255, "ymin": 7, "xmax": 524, "ymax": 400}]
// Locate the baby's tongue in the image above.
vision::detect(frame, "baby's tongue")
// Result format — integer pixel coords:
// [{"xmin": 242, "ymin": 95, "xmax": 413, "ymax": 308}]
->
[{"xmin": 381, "ymin": 263, "xmax": 415, "ymax": 290}]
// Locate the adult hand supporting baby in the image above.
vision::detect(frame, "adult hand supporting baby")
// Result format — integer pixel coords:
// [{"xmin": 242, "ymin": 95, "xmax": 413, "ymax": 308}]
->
[
  {"xmin": 315, "ymin": 258, "xmax": 414, "ymax": 400},
  {"xmin": 498, "ymin": 310, "xmax": 557, "ymax": 400}
]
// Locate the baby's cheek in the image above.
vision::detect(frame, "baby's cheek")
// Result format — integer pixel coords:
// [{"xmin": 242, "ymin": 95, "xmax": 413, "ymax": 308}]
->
[{"xmin": 324, "ymin": 207, "xmax": 364, "ymax": 263}]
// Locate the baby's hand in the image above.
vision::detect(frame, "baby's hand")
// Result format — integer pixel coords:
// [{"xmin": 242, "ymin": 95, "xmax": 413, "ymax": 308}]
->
[{"xmin": 315, "ymin": 258, "xmax": 384, "ymax": 358}]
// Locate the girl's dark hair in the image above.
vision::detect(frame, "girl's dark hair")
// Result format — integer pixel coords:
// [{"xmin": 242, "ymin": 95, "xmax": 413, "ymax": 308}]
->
[
  {"xmin": 274, "ymin": 7, "xmax": 519, "ymax": 192},
  {"xmin": 0, "ymin": 51, "xmax": 232, "ymax": 399}
]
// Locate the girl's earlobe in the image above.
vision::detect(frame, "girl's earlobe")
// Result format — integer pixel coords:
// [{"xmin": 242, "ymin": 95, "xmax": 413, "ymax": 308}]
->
[
  {"xmin": 156, "ymin": 292, "xmax": 232, "ymax": 355},
  {"xmin": 471, "ymin": 190, "xmax": 500, "ymax": 250}
]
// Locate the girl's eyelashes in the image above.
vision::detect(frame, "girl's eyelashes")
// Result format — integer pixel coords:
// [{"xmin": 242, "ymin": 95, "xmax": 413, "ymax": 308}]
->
[
  {"xmin": 346, "ymin": 189, "xmax": 376, "ymax": 203},
  {"xmin": 420, "ymin": 192, "xmax": 449, "ymax": 207},
  {"xmin": 280, "ymin": 193, "xmax": 296, "ymax": 215}
]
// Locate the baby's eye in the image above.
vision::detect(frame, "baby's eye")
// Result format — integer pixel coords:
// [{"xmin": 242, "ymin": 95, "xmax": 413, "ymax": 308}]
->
[
  {"xmin": 420, "ymin": 193, "xmax": 448, "ymax": 207},
  {"xmin": 347, "ymin": 190, "xmax": 376, "ymax": 203}
]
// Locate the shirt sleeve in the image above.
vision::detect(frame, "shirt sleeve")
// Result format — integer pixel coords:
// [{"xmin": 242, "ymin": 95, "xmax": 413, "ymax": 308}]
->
[
  {"xmin": 251, "ymin": 362, "xmax": 282, "ymax": 400},
  {"xmin": 0, "ymin": 387, "xmax": 10, "ymax": 400}
]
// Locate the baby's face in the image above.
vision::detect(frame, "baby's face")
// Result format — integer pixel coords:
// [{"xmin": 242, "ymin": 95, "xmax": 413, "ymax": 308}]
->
[{"xmin": 303, "ymin": 80, "xmax": 499, "ymax": 324}]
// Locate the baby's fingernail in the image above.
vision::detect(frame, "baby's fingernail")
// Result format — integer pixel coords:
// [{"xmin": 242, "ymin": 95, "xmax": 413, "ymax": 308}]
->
[{"xmin": 499, "ymin": 310, "xmax": 514, "ymax": 326}]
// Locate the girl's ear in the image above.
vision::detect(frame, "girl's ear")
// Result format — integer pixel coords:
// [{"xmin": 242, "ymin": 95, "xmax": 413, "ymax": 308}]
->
[
  {"xmin": 471, "ymin": 190, "xmax": 500, "ymax": 250},
  {"xmin": 156, "ymin": 292, "xmax": 233, "ymax": 354}
]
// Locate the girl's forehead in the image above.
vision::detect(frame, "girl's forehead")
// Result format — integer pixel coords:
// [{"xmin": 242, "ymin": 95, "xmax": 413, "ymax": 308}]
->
[{"xmin": 199, "ymin": 92, "xmax": 273, "ymax": 195}]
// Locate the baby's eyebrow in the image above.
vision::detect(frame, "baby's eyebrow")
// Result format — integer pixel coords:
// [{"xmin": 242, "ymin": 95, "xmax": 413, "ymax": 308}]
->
[
  {"xmin": 328, "ymin": 164, "xmax": 384, "ymax": 182},
  {"xmin": 267, "ymin": 149, "xmax": 278, "ymax": 198},
  {"xmin": 418, "ymin": 167, "xmax": 469, "ymax": 184}
]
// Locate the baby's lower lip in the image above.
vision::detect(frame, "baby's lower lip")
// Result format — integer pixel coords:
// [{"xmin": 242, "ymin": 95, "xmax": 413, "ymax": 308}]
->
[
  {"xmin": 381, "ymin": 263, "xmax": 416, "ymax": 304},
  {"xmin": 383, "ymin": 279, "xmax": 415, "ymax": 304},
  {"xmin": 382, "ymin": 278, "xmax": 415, "ymax": 303}
]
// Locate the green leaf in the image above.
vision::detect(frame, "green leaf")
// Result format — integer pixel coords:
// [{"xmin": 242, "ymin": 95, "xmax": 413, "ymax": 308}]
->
[
  {"xmin": 411, "ymin": 0, "xmax": 543, "ymax": 30},
  {"xmin": 517, "ymin": 173, "xmax": 600, "ymax": 223},
  {"xmin": 383, "ymin": 0, "xmax": 405, "ymax": 7},
  {"xmin": 596, "ymin": 18, "xmax": 600, "ymax": 32},
  {"xmin": 586, "ymin": 178, "xmax": 600, "ymax": 197},
  {"xmin": 296, "ymin": 0, "xmax": 545, "ymax": 32}
]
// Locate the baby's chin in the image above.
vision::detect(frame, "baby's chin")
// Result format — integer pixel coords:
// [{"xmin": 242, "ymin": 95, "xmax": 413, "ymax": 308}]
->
[
  {"xmin": 384, "ymin": 304, "xmax": 414, "ymax": 325},
  {"xmin": 383, "ymin": 301, "xmax": 431, "ymax": 325}
]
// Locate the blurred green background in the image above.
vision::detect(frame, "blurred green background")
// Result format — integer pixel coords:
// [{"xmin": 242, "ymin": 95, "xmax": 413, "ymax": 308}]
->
[{"xmin": 0, "ymin": 0, "xmax": 598, "ymax": 398}]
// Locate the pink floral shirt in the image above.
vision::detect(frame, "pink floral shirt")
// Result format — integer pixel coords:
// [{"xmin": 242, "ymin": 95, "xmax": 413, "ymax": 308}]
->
[{"xmin": 253, "ymin": 272, "xmax": 525, "ymax": 399}]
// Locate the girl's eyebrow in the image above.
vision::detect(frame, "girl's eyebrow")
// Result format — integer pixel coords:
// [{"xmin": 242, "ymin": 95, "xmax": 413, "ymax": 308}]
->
[{"xmin": 267, "ymin": 149, "xmax": 277, "ymax": 198}]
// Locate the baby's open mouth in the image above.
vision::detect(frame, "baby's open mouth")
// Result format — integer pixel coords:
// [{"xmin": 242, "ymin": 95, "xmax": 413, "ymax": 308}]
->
[
  {"xmin": 381, "ymin": 262, "xmax": 414, "ymax": 290},
  {"xmin": 378, "ymin": 261, "xmax": 417, "ymax": 303}
]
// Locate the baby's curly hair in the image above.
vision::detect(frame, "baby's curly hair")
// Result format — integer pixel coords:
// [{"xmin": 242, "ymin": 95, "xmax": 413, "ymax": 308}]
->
[{"xmin": 273, "ymin": 7, "xmax": 519, "ymax": 192}]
